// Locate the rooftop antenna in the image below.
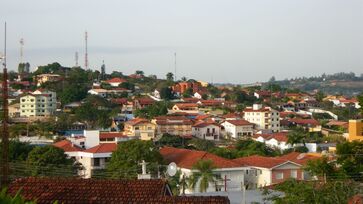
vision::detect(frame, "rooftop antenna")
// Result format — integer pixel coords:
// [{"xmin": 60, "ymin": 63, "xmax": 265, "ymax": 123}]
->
[
  {"xmin": 19, "ymin": 38, "xmax": 24, "ymax": 63},
  {"xmin": 1, "ymin": 22, "xmax": 10, "ymax": 187},
  {"xmin": 84, "ymin": 31, "xmax": 88, "ymax": 70},
  {"xmin": 75, "ymin": 51, "xmax": 79, "ymax": 67},
  {"xmin": 174, "ymin": 52, "xmax": 177, "ymax": 81}
]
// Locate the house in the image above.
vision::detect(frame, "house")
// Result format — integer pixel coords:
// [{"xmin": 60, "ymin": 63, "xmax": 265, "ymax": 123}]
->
[
  {"xmin": 221, "ymin": 120, "xmax": 254, "ymax": 139},
  {"xmin": 233, "ymin": 152, "xmax": 320, "ymax": 188},
  {"xmin": 172, "ymin": 81, "xmax": 204, "ymax": 95},
  {"xmin": 152, "ymin": 116, "xmax": 193, "ymax": 136},
  {"xmin": 133, "ymin": 97, "xmax": 155, "ymax": 109},
  {"xmin": 253, "ymin": 132, "xmax": 291, "ymax": 151},
  {"xmin": 105, "ymin": 77, "xmax": 127, "ymax": 87},
  {"xmin": 7, "ymin": 177, "xmax": 230, "ymax": 204},
  {"xmin": 160, "ymin": 147, "xmax": 249, "ymax": 194},
  {"xmin": 243, "ymin": 104, "xmax": 280, "ymax": 133},
  {"xmin": 288, "ymin": 118, "xmax": 321, "ymax": 132},
  {"xmin": 20, "ymin": 89, "xmax": 57, "ymax": 117},
  {"xmin": 254, "ymin": 91, "xmax": 271, "ymax": 99},
  {"xmin": 348, "ymin": 119, "xmax": 363, "ymax": 142},
  {"xmin": 9, "ymin": 103, "xmax": 20, "ymax": 118},
  {"xmin": 192, "ymin": 121, "xmax": 221, "ymax": 141},
  {"xmin": 124, "ymin": 118, "xmax": 156, "ymax": 140},
  {"xmin": 35, "ymin": 74, "xmax": 62, "ymax": 86},
  {"xmin": 171, "ymin": 103, "xmax": 200, "ymax": 114},
  {"xmin": 88, "ymin": 88, "xmax": 108, "ymax": 98}
]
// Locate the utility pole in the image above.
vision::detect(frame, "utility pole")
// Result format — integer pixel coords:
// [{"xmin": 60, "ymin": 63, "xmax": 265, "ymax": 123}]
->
[
  {"xmin": 1, "ymin": 22, "xmax": 10, "ymax": 187},
  {"xmin": 84, "ymin": 31, "xmax": 88, "ymax": 70}
]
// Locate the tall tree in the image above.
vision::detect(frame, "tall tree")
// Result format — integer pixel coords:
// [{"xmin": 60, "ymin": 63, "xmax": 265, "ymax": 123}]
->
[
  {"xmin": 287, "ymin": 127, "xmax": 307, "ymax": 148},
  {"xmin": 107, "ymin": 140, "xmax": 163, "ymax": 179},
  {"xmin": 188, "ymin": 160, "xmax": 218, "ymax": 193},
  {"xmin": 166, "ymin": 72, "xmax": 174, "ymax": 81}
]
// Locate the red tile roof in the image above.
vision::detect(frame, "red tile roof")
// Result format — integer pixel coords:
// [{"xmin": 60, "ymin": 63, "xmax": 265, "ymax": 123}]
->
[
  {"xmin": 224, "ymin": 119, "xmax": 253, "ymax": 126},
  {"xmin": 279, "ymin": 152, "xmax": 321, "ymax": 165},
  {"xmin": 7, "ymin": 177, "xmax": 172, "ymax": 204},
  {"xmin": 53, "ymin": 140, "xmax": 82, "ymax": 152},
  {"xmin": 84, "ymin": 143, "xmax": 117, "ymax": 153},
  {"xmin": 244, "ymin": 107, "xmax": 271, "ymax": 112},
  {"xmin": 193, "ymin": 121, "xmax": 220, "ymax": 128},
  {"xmin": 233, "ymin": 155, "xmax": 291, "ymax": 169},
  {"xmin": 125, "ymin": 118, "xmax": 150, "ymax": 126},
  {"xmin": 100, "ymin": 132, "xmax": 127, "ymax": 139},
  {"xmin": 111, "ymin": 98, "xmax": 128, "ymax": 105},
  {"xmin": 289, "ymin": 118, "xmax": 320, "ymax": 126},
  {"xmin": 160, "ymin": 147, "xmax": 240, "ymax": 169},
  {"xmin": 154, "ymin": 116, "xmax": 193, "ymax": 125},
  {"xmin": 174, "ymin": 103, "xmax": 199, "ymax": 109},
  {"xmin": 106, "ymin": 77, "xmax": 127, "ymax": 83}
]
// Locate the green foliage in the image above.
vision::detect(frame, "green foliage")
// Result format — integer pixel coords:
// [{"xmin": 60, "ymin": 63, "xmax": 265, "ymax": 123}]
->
[
  {"xmin": 159, "ymin": 87, "xmax": 175, "ymax": 100},
  {"xmin": 336, "ymin": 141, "xmax": 363, "ymax": 181},
  {"xmin": 166, "ymin": 72, "xmax": 174, "ymax": 81},
  {"xmin": 265, "ymin": 179, "xmax": 360, "ymax": 204},
  {"xmin": 157, "ymin": 134, "xmax": 186, "ymax": 148},
  {"xmin": 107, "ymin": 140, "xmax": 164, "ymax": 179},
  {"xmin": 188, "ymin": 138, "xmax": 215, "ymax": 151},
  {"xmin": 304, "ymin": 157, "xmax": 346, "ymax": 182},
  {"xmin": 209, "ymin": 147, "xmax": 238, "ymax": 159},
  {"xmin": 358, "ymin": 93, "xmax": 363, "ymax": 115},
  {"xmin": 100, "ymin": 82, "xmax": 112, "ymax": 90},
  {"xmin": 0, "ymin": 140, "xmax": 34, "ymax": 161},
  {"xmin": 188, "ymin": 159, "xmax": 218, "ymax": 193},
  {"xmin": 33, "ymin": 62, "xmax": 62, "ymax": 75},
  {"xmin": 182, "ymin": 88, "xmax": 193, "ymax": 98},
  {"xmin": 26, "ymin": 145, "xmax": 75, "ymax": 176},
  {"xmin": 134, "ymin": 102, "xmax": 170, "ymax": 119},
  {"xmin": 118, "ymin": 82, "xmax": 135, "ymax": 91},
  {"xmin": 287, "ymin": 127, "xmax": 307, "ymax": 147},
  {"xmin": 235, "ymin": 139, "xmax": 280, "ymax": 157},
  {"xmin": 315, "ymin": 90, "xmax": 325, "ymax": 102},
  {"xmin": 0, "ymin": 189, "xmax": 36, "ymax": 204},
  {"xmin": 166, "ymin": 170, "xmax": 186, "ymax": 195}
]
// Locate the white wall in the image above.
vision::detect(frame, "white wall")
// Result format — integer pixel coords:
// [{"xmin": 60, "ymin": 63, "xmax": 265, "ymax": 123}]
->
[{"xmin": 84, "ymin": 130, "xmax": 100, "ymax": 149}]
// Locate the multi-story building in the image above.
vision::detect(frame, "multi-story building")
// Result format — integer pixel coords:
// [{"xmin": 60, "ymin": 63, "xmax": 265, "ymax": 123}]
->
[
  {"xmin": 192, "ymin": 121, "xmax": 221, "ymax": 141},
  {"xmin": 35, "ymin": 74, "xmax": 62, "ymax": 87},
  {"xmin": 20, "ymin": 89, "xmax": 57, "ymax": 117},
  {"xmin": 124, "ymin": 118, "xmax": 156, "ymax": 140},
  {"xmin": 221, "ymin": 119, "xmax": 254, "ymax": 139},
  {"xmin": 152, "ymin": 116, "xmax": 193, "ymax": 136},
  {"xmin": 243, "ymin": 104, "xmax": 280, "ymax": 133}
]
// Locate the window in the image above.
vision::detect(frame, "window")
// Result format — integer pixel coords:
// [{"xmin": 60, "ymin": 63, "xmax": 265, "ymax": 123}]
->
[
  {"xmin": 22, "ymin": 99, "xmax": 25, "ymax": 102},
  {"xmin": 276, "ymin": 172, "xmax": 283, "ymax": 180},
  {"xmin": 291, "ymin": 170, "xmax": 297, "ymax": 178},
  {"xmin": 135, "ymin": 127, "xmax": 140, "ymax": 130},
  {"xmin": 93, "ymin": 158, "xmax": 100, "ymax": 166}
]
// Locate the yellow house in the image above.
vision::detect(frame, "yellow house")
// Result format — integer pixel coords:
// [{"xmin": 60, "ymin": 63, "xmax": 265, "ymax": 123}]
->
[
  {"xmin": 348, "ymin": 120, "xmax": 363, "ymax": 141},
  {"xmin": 123, "ymin": 118, "xmax": 156, "ymax": 140}
]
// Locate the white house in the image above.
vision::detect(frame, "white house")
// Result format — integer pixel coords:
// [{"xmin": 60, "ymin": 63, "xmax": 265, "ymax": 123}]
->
[
  {"xmin": 221, "ymin": 119, "xmax": 254, "ymax": 139},
  {"xmin": 253, "ymin": 132, "xmax": 291, "ymax": 151},
  {"xmin": 88, "ymin": 88, "xmax": 108, "ymax": 98},
  {"xmin": 192, "ymin": 121, "xmax": 221, "ymax": 141},
  {"xmin": 160, "ymin": 147, "xmax": 250, "ymax": 193}
]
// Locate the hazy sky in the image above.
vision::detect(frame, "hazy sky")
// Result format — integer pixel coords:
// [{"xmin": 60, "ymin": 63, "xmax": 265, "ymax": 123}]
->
[{"xmin": 1, "ymin": 0, "xmax": 363, "ymax": 83}]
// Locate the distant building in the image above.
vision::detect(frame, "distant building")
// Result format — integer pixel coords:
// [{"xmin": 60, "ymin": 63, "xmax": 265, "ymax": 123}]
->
[
  {"xmin": 35, "ymin": 74, "xmax": 62, "ymax": 87},
  {"xmin": 192, "ymin": 121, "xmax": 221, "ymax": 141},
  {"xmin": 124, "ymin": 118, "xmax": 156, "ymax": 140},
  {"xmin": 105, "ymin": 77, "xmax": 127, "ymax": 87},
  {"xmin": 221, "ymin": 120, "xmax": 254, "ymax": 139},
  {"xmin": 20, "ymin": 89, "xmax": 57, "ymax": 117},
  {"xmin": 152, "ymin": 116, "xmax": 193, "ymax": 136},
  {"xmin": 243, "ymin": 104, "xmax": 280, "ymax": 133}
]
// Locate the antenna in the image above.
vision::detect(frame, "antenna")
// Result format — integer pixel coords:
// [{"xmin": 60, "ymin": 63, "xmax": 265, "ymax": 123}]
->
[
  {"xmin": 84, "ymin": 31, "xmax": 88, "ymax": 70},
  {"xmin": 19, "ymin": 38, "xmax": 24, "ymax": 63},
  {"xmin": 167, "ymin": 162, "xmax": 177, "ymax": 176},
  {"xmin": 174, "ymin": 52, "xmax": 177, "ymax": 81},
  {"xmin": 1, "ymin": 22, "xmax": 10, "ymax": 187},
  {"xmin": 75, "ymin": 52, "xmax": 79, "ymax": 67}
]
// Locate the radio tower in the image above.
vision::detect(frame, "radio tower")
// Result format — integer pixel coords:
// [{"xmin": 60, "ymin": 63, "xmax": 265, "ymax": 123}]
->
[
  {"xmin": 19, "ymin": 38, "xmax": 24, "ymax": 63},
  {"xmin": 75, "ymin": 52, "xmax": 79, "ymax": 67},
  {"xmin": 84, "ymin": 31, "xmax": 88, "ymax": 70},
  {"xmin": 1, "ymin": 22, "xmax": 10, "ymax": 187}
]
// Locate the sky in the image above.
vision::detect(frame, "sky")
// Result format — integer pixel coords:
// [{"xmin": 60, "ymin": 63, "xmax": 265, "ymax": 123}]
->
[{"xmin": 1, "ymin": 0, "xmax": 363, "ymax": 84}]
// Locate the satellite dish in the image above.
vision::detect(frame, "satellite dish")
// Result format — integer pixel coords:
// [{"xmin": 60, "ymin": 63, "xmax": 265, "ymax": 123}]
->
[
  {"xmin": 297, "ymin": 153, "xmax": 306, "ymax": 160},
  {"xmin": 167, "ymin": 162, "xmax": 177, "ymax": 177}
]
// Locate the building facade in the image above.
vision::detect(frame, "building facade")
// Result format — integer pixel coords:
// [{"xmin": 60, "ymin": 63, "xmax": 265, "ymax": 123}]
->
[
  {"xmin": 243, "ymin": 104, "xmax": 280, "ymax": 132},
  {"xmin": 20, "ymin": 90, "xmax": 57, "ymax": 117}
]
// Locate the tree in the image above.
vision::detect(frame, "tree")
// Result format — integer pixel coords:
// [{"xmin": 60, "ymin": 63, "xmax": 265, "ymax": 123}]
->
[
  {"xmin": 135, "ymin": 70, "xmax": 144, "ymax": 76},
  {"xmin": 188, "ymin": 159, "xmax": 218, "ymax": 193},
  {"xmin": 26, "ymin": 145, "xmax": 75, "ymax": 176},
  {"xmin": 181, "ymin": 76, "xmax": 187, "ymax": 81},
  {"xmin": 134, "ymin": 102, "xmax": 170, "ymax": 119},
  {"xmin": 235, "ymin": 139, "xmax": 280, "ymax": 157},
  {"xmin": 166, "ymin": 72, "xmax": 174, "ymax": 81},
  {"xmin": 0, "ymin": 189, "xmax": 36, "ymax": 204},
  {"xmin": 358, "ymin": 93, "xmax": 363, "ymax": 115},
  {"xmin": 182, "ymin": 88, "xmax": 193, "ymax": 98},
  {"xmin": 304, "ymin": 157, "xmax": 342, "ymax": 183},
  {"xmin": 287, "ymin": 127, "xmax": 307, "ymax": 148},
  {"xmin": 0, "ymin": 140, "xmax": 34, "ymax": 161},
  {"xmin": 336, "ymin": 141, "xmax": 363, "ymax": 181},
  {"xmin": 157, "ymin": 133, "xmax": 186, "ymax": 148},
  {"xmin": 118, "ymin": 82, "xmax": 135, "ymax": 91},
  {"xmin": 107, "ymin": 140, "xmax": 163, "ymax": 179},
  {"xmin": 188, "ymin": 138, "xmax": 215, "ymax": 151},
  {"xmin": 159, "ymin": 87, "xmax": 174, "ymax": 100},
  {"xmin": 316, "ymin": 90, "xmax": 325, "ymax": 102}
]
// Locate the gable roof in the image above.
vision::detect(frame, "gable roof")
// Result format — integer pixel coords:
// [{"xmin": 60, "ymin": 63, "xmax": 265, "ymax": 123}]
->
[
  {"xmin": 99, "ymin": 132, "xmax": 127, "ymax": 139},
  {"xmin": 125, "ymin": 118, "xmax": 151, "ymax": 126},
  {"xmin": 224, "ymin": 119, "xmax": 253, "ymax": 126},
  {"xmin": 84, "ymin": 143, "xmax": 117, "ymax": 153},
  {"xmin": 233, "ymin": 155, "xmax": 297, "ymax": 169},
  {"xmin": 193, "ymin": 121, "xmax": 220, "ymax": 128},
  {"xmin": 160, "ymin": 147, "xmax": 240, "ymax": 169},
  {"xmin": 253, "ymin": 132, "xmax": 289, "ymax": 142},
  {"xmin": 53, "ymin": 140, "xmax": 82, "ymax": 152}
]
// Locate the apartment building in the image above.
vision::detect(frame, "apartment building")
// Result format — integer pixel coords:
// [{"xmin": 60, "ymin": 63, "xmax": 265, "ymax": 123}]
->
[
  {"xmin": 243, "ymin": 104, "xmax": 280, "ymax": 133},
  {"xmin": 20, "ymin": 89, "xmax": 57, "ymax": 117},
  {"xmin": 124, "ymin": 118, "xmax": 156, "ymax": 140},
  {"xmin": 152, "ymin": 116, "xmax": 193, "ymax": 136}
]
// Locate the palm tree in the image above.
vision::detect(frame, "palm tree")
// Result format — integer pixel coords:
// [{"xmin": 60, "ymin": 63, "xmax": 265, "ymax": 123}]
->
[
  {"xmin": 287, "ymin": 127, "xmax": 306, "ymax": 149},
  {"xmin": 188, "ymin": 159, "xmax": 217, "ymax": 193}
]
